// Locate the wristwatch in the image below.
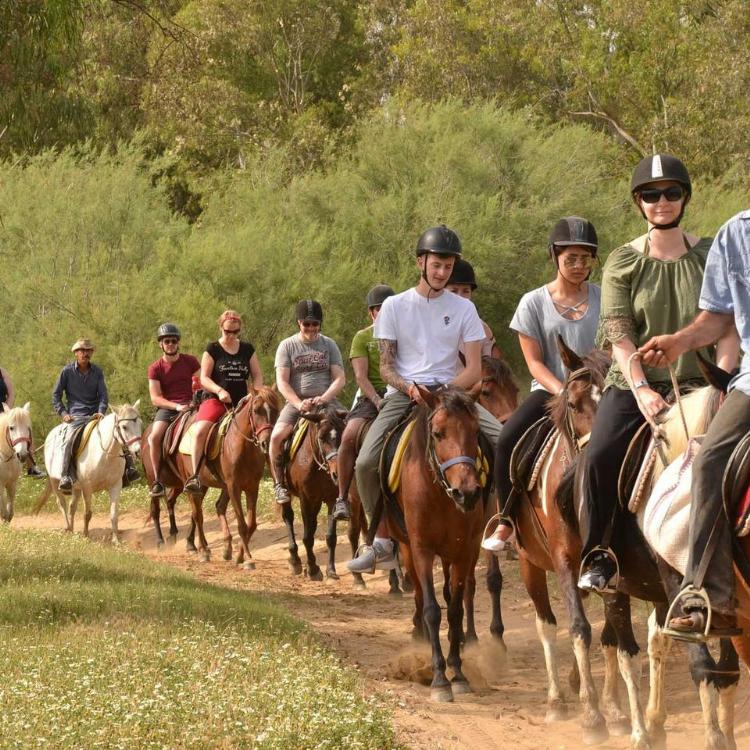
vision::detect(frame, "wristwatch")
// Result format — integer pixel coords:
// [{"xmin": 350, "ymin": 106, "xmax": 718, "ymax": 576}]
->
[{"xmin": 633, "ymin": 379, "xmax": 649, "ymax": 389}]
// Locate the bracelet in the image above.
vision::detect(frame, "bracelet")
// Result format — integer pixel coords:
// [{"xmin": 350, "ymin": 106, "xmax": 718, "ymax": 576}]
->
[{"xmin": 633, "ymin": 379, "xmax": 649, "ymax": 390}]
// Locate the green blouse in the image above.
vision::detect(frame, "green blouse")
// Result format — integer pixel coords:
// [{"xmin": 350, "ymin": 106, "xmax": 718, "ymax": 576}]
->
[{"xmin": 598, "ymin": 237, "xmax": 713, "ymax": 391}]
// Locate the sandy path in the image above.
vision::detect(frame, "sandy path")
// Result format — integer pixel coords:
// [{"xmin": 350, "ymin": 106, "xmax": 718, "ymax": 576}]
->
[{"xmin": 15, "ymin": 508, "xmax": 750, "ymax": 750}]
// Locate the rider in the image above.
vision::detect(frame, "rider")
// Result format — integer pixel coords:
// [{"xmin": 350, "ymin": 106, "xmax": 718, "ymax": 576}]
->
[
  {"xmin": 53, "ymin": 338, "xmax": 139, "ymax": 492},
  {"xmin": 146, "ymin": 323, "xmax": 201, "ymax": 497},
  {"xmin": 184, "ymin": 310, "xmax": 263, "ymax": 493},
  {"xmin": 332, "ymin": 284, "xmax": 396, "ymax": 521},
  {"xmin": 482, "ymin": 217, "xmax": 601, "ymax": 552},
  {"xmin": 577, "ymin": 154, "xmax": 739, "ymax": 593},
  {"xmin": 640, "ymin": 209, "xmax": 750, "ymax": 639},
  {"xmin": 348, "ymin": 225, "xmax": 503, "ymax": 573},
  {"xmin": 269, "ymin": 300, "xmax": 347, "ymax": 504},
  {"xmin": 446, "ymin": 258, "xmax": 503, "ymax": 360},
  {"xmin": 0, "ymin": 365, "xmax": 45, "ymax": 478}
]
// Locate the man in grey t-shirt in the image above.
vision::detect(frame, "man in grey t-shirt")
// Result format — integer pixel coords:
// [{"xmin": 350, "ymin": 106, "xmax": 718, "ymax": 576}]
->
[{"xmin": 269, "ymin": 300, "xmax": 346, "ymax": 504}]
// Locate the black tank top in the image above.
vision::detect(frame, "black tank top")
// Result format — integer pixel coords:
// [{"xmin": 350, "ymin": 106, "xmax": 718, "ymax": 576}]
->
[{"xmin": 205, "ymin": 341, "xmax": 255, "ymax": 406}]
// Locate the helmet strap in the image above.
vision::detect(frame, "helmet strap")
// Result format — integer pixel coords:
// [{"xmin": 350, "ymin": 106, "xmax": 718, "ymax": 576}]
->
[{"xmin": 419, "ymin": 253, "xmax": 444, "ymax": 302}]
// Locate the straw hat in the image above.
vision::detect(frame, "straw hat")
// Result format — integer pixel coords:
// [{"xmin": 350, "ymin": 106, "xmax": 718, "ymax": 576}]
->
[{"xmin": 71, "ymin": 338, "xmax": 95, "ymax": 352}]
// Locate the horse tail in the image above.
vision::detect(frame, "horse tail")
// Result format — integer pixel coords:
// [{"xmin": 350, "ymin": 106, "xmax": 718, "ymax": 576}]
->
[
  {"xmin": 555, "ymin": 462, "xmax": 579, "ymax": 533},
  {"xmin": 32, "ymin": 479, "xmax": 54, "ymax": 515}
]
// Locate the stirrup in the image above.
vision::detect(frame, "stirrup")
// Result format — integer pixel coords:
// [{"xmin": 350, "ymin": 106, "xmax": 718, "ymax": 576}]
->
[
  {"xmin": 481, "ymin": 513, "xmax": 516, "ymax": 553},
  {"xmin": 578, "ymin": 546, "xmax": 620, "ymax": 594},
  {"xmin": 663, "ymin": 586, "xmax": 714, "ymax": 642}
]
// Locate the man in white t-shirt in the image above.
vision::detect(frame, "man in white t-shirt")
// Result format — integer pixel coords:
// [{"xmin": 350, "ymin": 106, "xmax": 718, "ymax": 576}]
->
[{"xmin": 348, "ymin": 225, "xmax": 503, "ymax": 573}]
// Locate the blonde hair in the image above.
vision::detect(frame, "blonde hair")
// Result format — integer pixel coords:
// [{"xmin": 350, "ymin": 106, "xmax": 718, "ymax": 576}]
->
[{"xmin": 218, "ymin": 310, "xmax": 242, "ymax": 328}]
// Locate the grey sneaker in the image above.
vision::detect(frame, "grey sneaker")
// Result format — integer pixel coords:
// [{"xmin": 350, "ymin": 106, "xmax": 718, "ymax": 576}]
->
[
  {"xmin": 274, "ymin": 483, "xmax": 291, "ymax": 505},
  {"xmin": 346, "ymin": 540, "xmax": 396, "ymax": 574},
  {"xmin": 332, "ymin": 497, "xmax": 350, "ymax": 521}
]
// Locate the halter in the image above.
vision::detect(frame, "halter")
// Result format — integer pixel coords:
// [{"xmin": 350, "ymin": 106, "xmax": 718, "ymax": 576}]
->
[
  {"xmin": 97, "ymin": 412, "xmax": 140, "ymax": 454},
  {"xmin": 560, "ymin": 365, "xmax": 596, "ymax": 455},
  {"xmin": 425, "ymin": 406, "xmax": 480, "ymax": 499},
  {"xmin": 1, "ymin": 419, "xmax": 31, "ymax": 462},
  {"xmin": 310, "ymin": 421, "xmax": 339, "ymax": 475},
  {"xmin": 229, "ymin": 393, "xmax": 274, "ymax": 449}
]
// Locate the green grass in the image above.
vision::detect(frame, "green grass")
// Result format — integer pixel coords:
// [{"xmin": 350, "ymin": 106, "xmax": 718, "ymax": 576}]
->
[{"xmin": 0, "ymin": 527, "xmax": 395, "ymax": 749}]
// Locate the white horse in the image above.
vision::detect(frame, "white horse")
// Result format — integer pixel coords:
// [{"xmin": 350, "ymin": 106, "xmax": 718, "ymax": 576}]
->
[
  {"xmin": 0, "ymin": 403, "xmax": 33, "ymax": 523},
  {"xmin": 40, "ymin": 402, "xmax": 142, "ymax": 542}
]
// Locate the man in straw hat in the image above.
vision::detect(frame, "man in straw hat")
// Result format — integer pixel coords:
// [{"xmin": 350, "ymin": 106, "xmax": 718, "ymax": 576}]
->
[{"xmin": 52, "ymin": 338, "xmax": 139, "ymax": 492}]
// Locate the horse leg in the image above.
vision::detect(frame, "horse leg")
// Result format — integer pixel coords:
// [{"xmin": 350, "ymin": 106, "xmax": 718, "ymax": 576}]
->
[
  {"xmin": 167, "ymin": 488, "xmax": 180, "ymax": 543},
  {"xmin": 463, "ymin": 559, "xmax": 478, "ymax": 644},
  {"xmin": 0, "ymin": 485, "xmax": 6, "ymax": 523},
  {"xmin": 413, "ymin": 548, "xmax": 451, "ymax": 702},
  {"xmin": 644, "ymin": 607, "xmax": 671, "ymax": 749},
  {"xmin": 399, "ymin": 543, "xmax": 425, "ymax": 640},
  {"xmin": 553, "ymin": 551, "xmax": 608, "ymax": 744},
  {"xmin": 215, "ymin": 489, "xmax": 233, "ymax": 562},
  {"xmin": 601, "ymin": 617, "xmax": 630, "ymax": 737},
  {"xmin": 325, "ymin": 508, "xmax": 338, "ymax": 580},
  {"xmin": 186, "ymin": 515, "xmax": 198, "ymax": 553},
  {"xmin": 53, "ymin": 487, "xmax": 72, "ymax": 532},
  {"xmin": 106, "ymin": 483, "xmax": 121, "ymax": 544},
  {"xmin": 486, "ymin": 551, "xmax": 506, "ymax": 642},
  {"xmin": 716, "ymin": 639, "xmax": 739, "ymax": 750},
  {"xmin": 602, "ymin": 593, "xmax": 649, "ymax": 750},
  {"xmin": 347, "ymin": 506, "xmax": 366, "ymax": 589},
  {"xmin": 227, "ymin": 486, "xmax": 253, "ymax": 569},
  {"xmin": 519, "ymin": 555, "xmax": 566, "ymax": 722},
  {"xmin": 69, "ymin": 489, "xmax": 79, "ymax": 534},
  {"xmin": 4, "ymin": 482, "xmax": 15, "ymax": 523},
  {"xmin": 189, "ymin": 490, "xmax": 210, "ymax": 562},
  {"xmin": 447, "ymin": 559, "xmax": 471, "ymax": 693},
  {"xmin": 151, "ymin": 494, "xmax": 165, "ymax": 547},
  {"xmin": 242, "ymin": 485, "xmax": 260, "ymax": 566},
  {"xmin": 301, "ymin": 500, "xmax": 322, "ymax": 581},
  {"xmin": 281, "ymin": 501, "xmax": 302, "ymax": 575}
]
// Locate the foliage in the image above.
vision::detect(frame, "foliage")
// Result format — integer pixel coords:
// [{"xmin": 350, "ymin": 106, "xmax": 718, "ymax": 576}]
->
[{"xmin": 0, "ymin": 527, "xmax": 395, "ymax": 749}]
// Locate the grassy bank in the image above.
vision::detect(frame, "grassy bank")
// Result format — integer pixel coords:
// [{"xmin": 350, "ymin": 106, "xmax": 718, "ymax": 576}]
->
[{"xmin": 0, "ymin": 526, "xmax": 395, "ymax": 749}]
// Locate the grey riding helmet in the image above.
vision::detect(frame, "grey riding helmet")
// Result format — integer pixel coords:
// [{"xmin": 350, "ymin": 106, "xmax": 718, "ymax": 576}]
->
[
  {"xmin": 366, "ymin": 284, "xmax": 395, "ymax": 309},
  {"xmin": 157, "ymin": 323, "xmax": 181, "ymax": 341}
]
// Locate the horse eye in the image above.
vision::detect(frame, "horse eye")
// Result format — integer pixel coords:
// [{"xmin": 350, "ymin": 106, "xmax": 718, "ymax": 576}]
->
[
  {"xmin": 432, "ymin": 431, "xmax": 443, "ymax": 440},
  {"xmin": 480, "ymin": 389, "xmax": 490, "ymax": 397}
]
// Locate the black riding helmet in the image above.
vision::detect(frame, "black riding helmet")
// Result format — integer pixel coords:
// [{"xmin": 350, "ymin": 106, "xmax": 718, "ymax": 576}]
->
[
  {"xmin": 366, "ymin": 284, "xmax": 395, "ymax": 309},
  {"xmin": 548, "ymin": 216, "xmax": 598, "ymax": 259},
  {"xmin": 157, "ymin": 322, "xmax": 181, "ymax": 341},
  {"xmin": 631, "ymin": 154, "xmax": 692, "ymax": 230},
  {"xmin": 447, "ymin": 258, "xmax": 477, "ymax": 290},
  {"xmin": 295, "ymin": 299, "xmax": 323, "ymax": 323},
  {"xmin": 416, "ymin": 224, "xmax": 462, "ymax": 257}
]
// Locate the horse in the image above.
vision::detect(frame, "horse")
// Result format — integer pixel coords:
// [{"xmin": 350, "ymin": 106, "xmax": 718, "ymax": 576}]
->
[
  {"xmin": 144, "ymin": 386, "xmax": 280, "ymax": 566},
  {"xmin": 383, "ymin": 385, "xmax": 488, "ymax": 702},
  {"xmin": 478, "ymin": 355, "xmax": 519, "ymax": 423},
  {"xmin": 38, "ymin": 402, "xmax": 142, "ymax": 542},
  {"xmin": 491, "ymin": 340, "xmax": 621, "ymax": 743},
  {"xmin": 0, "ymin": 403, "xmax": 33, "ymax": 523},
  {"xmin": 281, "ymin": 403, "xmax": 347, "ymax": 580}
]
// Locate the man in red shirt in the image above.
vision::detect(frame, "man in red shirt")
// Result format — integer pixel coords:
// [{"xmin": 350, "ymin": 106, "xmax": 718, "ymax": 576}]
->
[{"xmin": 147, "ymin": 323, "xmax": 200, "ymax": 497}]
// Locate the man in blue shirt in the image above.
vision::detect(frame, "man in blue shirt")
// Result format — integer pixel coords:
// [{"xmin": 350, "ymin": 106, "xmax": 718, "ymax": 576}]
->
[
  {"xmin": 52, "ymin": 338, "xmax": 139, "ymax": 492},
  {"xmin": 641, "ymin": 210, "xmax": 750, "ymax": 640}
]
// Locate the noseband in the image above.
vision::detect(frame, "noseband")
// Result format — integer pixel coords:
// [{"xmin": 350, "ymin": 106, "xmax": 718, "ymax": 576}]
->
[
  {"xmin": 114, "ymin": 414, "xmax": 141, "ymax": 449},
  {"xmin": 425, "ymin": 407, "xmax": 480, "ymax": 499}
]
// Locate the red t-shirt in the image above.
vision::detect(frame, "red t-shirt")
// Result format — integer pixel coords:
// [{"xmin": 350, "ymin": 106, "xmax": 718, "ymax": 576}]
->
[{"xmin": 147, "ymin": 354, "xmax": 201, "ymax": 405}]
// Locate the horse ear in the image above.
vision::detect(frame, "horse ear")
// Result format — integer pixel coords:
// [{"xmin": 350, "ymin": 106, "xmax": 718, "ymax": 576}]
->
[
  {"xmin": 557, "ymin": 334, "xmax": 584, "ymax": 373},
  {"xmin": 22, "ymin": 402, "xmax": 31, "ymax": 413},
  {"xmin": 696, "ymin": 351, "xmax": 732, "ymax": 394},
  {"xmin": 418, "ymin": 385, "xmax": 438, "ymax": 409},
  {"xmin": 302, "ymin": 411, "xmax": 323, "ymax": 423},
  {"xmin": 1, "ymin": 403, "xmax": 8, "ymax": 413},
  {"xmin": 133, "ymin": 398, "xmax": 141, "ymax": 411},
  {"xmin": 335, "ymin": 409, "xmax": 348, "ymax": 421}
]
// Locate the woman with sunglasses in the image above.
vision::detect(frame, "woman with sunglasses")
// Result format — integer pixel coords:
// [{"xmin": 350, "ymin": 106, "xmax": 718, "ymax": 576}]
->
[
  {"xmin": 577, "ymin": 154, "xmax": 739, "ymax": 592},
  {"xmin": 269, "ymin": 300, "xmax": 346, "ymax": 504},
  {"xmin": 184, "ymin": 310, "xmax": 263, "ymax": 492},
  {"xmin": 483, "ymin": 217, "xmax": 601, "ymax": 552}
]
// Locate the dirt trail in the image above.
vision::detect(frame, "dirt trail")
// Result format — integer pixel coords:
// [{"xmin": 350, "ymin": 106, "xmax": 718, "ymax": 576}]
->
[{"xmin": 16, "ymin": 509, "xmax": 750, "ymax": 750}]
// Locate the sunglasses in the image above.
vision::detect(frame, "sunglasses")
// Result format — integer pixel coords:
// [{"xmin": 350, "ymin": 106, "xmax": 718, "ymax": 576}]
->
[
  {"xmin": 223, "ymin": 328, "xmax": 241, "ymax": 335},
  {"xmin": 162, "ymin": 338, "xmax": 180, "ymax": 345},
  {"xmin": 639, "ymin": 186, "xmax": 684, "ymax": 204},
  {"xmin": 561, "ymin": 255, "xmax": 595, "ymax": 269},
  {"xmin": 301, "ymin": 321, "xmax": 321, "ymax": 329}
]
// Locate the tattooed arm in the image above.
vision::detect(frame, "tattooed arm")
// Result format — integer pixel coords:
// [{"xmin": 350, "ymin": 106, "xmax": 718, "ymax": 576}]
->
[{"xmin": 378, "ymin": 339, "xmax": 422, "ymax": 404}]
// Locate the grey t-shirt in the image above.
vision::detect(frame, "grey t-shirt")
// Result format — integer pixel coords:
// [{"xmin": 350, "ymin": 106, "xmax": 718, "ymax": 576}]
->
[
  {"xmin": 510, "ymin": 284, "xmax": 601, "ymax": 392},
  {"xmin": 274, "ymin": 333, "xmax": 344, "ymax": 398}
]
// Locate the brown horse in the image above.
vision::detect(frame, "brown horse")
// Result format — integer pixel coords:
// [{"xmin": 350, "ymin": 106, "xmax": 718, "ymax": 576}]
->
[
  {"xmin": 499, "ymin": 340, "xmax": 620, "ymax": 744},
  {"xmin": 478, "ymin": 355, "xmax": 519, "ymax": 423},
  {"xmin": 281, "ymin": 403, "xmax": 347, "ymax": 580},
  {"xmin": 141, "ymin": 386, "xmax": 280, "ymax": 567},
  {"xmin": 386, "ymin": 385, "xmax": 487, "ymax": 702}
]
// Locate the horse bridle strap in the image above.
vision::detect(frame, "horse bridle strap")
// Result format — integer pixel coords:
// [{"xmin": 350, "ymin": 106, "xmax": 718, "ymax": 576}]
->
[{"xmin": 438, "ymin": 455, "xmax": 477, "ymax": 472}]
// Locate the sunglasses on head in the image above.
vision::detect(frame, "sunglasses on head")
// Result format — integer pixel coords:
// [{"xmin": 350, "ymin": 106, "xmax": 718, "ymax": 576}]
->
[
  {"xmin": 162, "ymin": 337, "xmax": 179, "ymax": 345},
  {"xmin": 639, "ymin": 186, "xmax": 684, "ymax": 204},
  {"xmin": 561, "ymin": 254, "xmax": 595, "ymax": 269}
]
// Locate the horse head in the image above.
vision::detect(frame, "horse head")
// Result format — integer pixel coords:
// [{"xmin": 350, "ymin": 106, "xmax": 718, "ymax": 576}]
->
[
  {"xmin": 479, "ymin": 356, "xmax": 519, "ymax": 423},
  {"xmin": 246, "ymin": 386, "xmax": 281, "ymax": 454},
  {"xmin": 1, "ymin": 402, "xmax": 32, "ymax": 463},
  {"xmin": 550, "ymin": 336, "xmax": 610, "ymax": 452},
  {"xmin": 420, "ymin": 385, "xmax": 482, "ymax": 512},
  {"xmin": 113, "ymin": 399, "xmax": 143, "ymax": 456},
  {"xmin": 301, "ymin": 403, "xmax": 348, "ymax": 482}
]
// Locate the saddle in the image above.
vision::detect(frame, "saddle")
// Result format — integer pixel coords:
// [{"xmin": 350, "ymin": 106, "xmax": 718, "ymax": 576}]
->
[
  {"xmin": 723, "ymin": 429, "xmax": 750, "ymax": 537},
  {"xmin": 619, "ymin": 422, "xmax": 656, "ymax": 512},
  {"xmin": 178, "ymin": 410, "xmax": 233, "ymax": 460},
  {"xmin": 73, "ymin": 417, "xmax": 101, "ymax": 459},
  {"xmin": 285, "ymin": 418, "xmax": 310, "ymax": 464},
  {"xmin": 164, "ymin": 409, "xmax": 193, "ymax": 458},
  {"xmin": 508, "ymin": 417, "xmax": 556, "ymax": 497}
]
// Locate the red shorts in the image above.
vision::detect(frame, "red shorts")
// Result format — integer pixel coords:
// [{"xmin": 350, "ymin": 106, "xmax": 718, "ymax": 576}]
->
[{"xmin": 195, "ymin": 397, "xmax": 230, "ymax": 423}]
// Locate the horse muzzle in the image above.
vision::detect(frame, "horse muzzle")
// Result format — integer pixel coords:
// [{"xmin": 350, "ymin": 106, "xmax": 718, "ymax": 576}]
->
[{"xmin": 448, "ymin": 486, "xmax": 480, "ymax": 513}]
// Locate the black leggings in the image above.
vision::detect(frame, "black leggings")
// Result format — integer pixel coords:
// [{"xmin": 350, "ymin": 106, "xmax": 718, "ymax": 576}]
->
[
  {"xmin": 581, "ymin": 387, "xmax": 645, "ymax": 556},
  {"xmin": 495, "ymin": 389, "xmax": 553, "ymax": 515}
]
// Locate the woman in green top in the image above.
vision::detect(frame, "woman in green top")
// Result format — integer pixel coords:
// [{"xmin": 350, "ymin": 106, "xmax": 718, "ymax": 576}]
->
[{"xmin": 578, "ymin": 154, "xmax": 739, "ymax": 592}]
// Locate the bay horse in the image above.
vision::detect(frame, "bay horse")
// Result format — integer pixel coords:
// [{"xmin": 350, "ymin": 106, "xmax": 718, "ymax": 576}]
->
[
  {"xmin": 282, "ymin": 403, "xmax": 347, "ymax": 580},
  {"xmin": 38, "ymin": 402, "xmax": 143, "ymax": 542},
  {"xmin": 478, "ymin": 355, "xmax": 519, "ymax": 423},
  {"xmin": 142, "ymin": 386, "xmax": 280, "ymax": 566},
  {"xmin": 385, "ymin": 385, "xmax": 487, "ymax": 702},
  {"xmin": 495, "ymin": 341, "xmax": 620, "ymax": 744},
  {"xmin": 0, "ymin": 403, "xmax": 33, "ymax": 523}
]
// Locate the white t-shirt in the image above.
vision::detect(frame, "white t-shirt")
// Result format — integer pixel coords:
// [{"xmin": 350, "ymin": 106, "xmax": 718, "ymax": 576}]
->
[{"xmin": 375, "ymin": 288, "xmax": 485, "ymax": 394}]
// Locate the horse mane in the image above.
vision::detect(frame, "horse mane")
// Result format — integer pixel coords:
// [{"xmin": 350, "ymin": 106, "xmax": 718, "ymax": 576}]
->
[
  {"xmin": 547, "ymin": 349, "xmax": 610, "ymax": 432},
  {"xmin": 0, "ymin": 406, "xmax": 31, "ymax": 431},
  {"xmin": 482, "ymin": 356, "xmax": 519, "ymax": 397},
  {"xmin": 254, "ymin": 385, "xmax": 282, "ymax": 413},
  {"xmin": 317, "ymin": 401, "xmax": 346, "ymax": 434}
]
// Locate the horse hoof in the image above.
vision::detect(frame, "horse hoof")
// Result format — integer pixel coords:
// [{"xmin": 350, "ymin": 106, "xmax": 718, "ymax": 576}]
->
[
  {"xmin": 352, "ymin": 578, "xmax": 366, "ymax": 590},
  {"xmin": 388, "ymin": 588, "xmax": 403, "ymax": 598},
  {"xmin": 156, "ymin": 540, "xmax": 165, "ymax": 550},
  {"xmin": 545, "ymin": 703, "xmax": 567, "ymax": 723},
  {"xmin": 288, "ymin": 561, "xmax": 302, "ymax": 576},
  {"xmin": 430, "ymin": 685, "xmax": 454, "ymax": 703},
  {"xmin": 223, "ymin": 550, "xmax": 232, "ymax": 562},
  {"xmin": 186, "ymin": 544, "xmax": 198, "ymax": 554},
  {"xmin": 242, "ymin": 561, "xmax": 256, "ymax": 571},
  {"xmin": 307, "ymin": 568, "xmax": 324, "ymax": 582},
  {"xmin": 200, "ymin": 551, "xmax": 210, "ymax": 563},
  {"xmin": 167, "ymin": 534, "xmax": 178, "ymax": 546},
  {"xmin": 582, "ymin": 723, "xmax": 609, "ymax": 746},
  {"xmin": 607, "ymin": 719, "xmax": 631, "ymax": 737},
  {"xmin": 451, "ymin": 680, "xmax": 472, "ymax": 695},
  {"xmin": 326, "ymin": 570, "xmax": 339, "ymax": 581}
]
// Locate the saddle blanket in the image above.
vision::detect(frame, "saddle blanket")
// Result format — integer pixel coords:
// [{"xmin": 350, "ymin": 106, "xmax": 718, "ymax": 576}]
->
[
  {"xmin": 179, "ymin": 411, "xmax": 233, "ymax": 459},
  {"xmin": 288, "ymin": 419, "xmax": 310, "ymax": 463},
  {"xmin": 44, "ymin": 418, "xmax": 100, "ymax": 479}
]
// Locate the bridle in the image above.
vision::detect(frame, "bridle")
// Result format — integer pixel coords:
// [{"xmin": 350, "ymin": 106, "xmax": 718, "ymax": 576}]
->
[
  {"xmin": 97, "ymin": 412, "xmax": 141, "ymax": 454},
  {"xmin": 310, "ymin": 420, "xmax": 340, "ymax": 475},
  {"xmin": 425, "ymin": 405, "xmax": 480, "ymax": 499},
  {"xmin": 229, "ymin": 393, "xmax": 275, "ymax": 449},
  {"xmin": 1, "ymin": 419, "xmax": 31, "ymax": 462},
  {"xmin": 560, "ymin": 366, "xmax": 597, "ymax": 455}
]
